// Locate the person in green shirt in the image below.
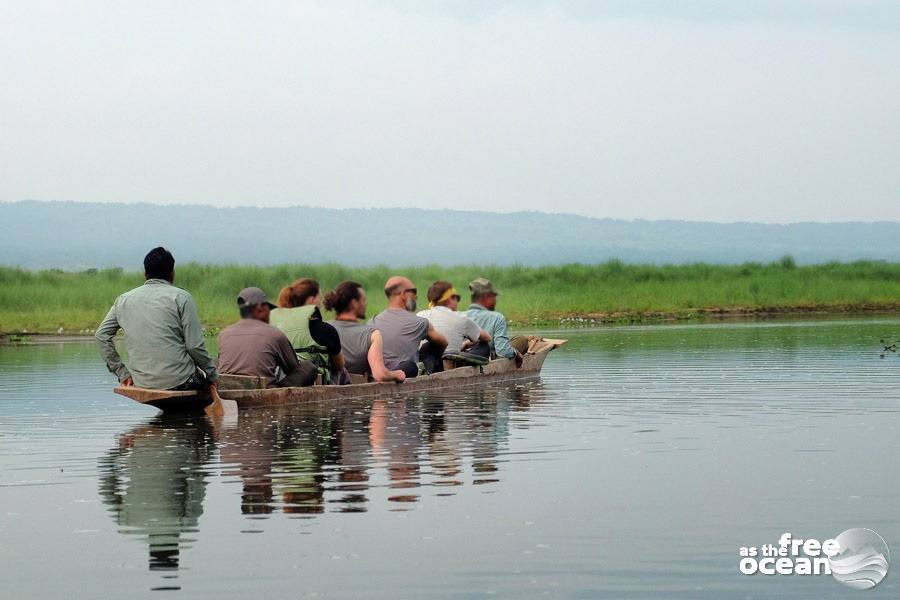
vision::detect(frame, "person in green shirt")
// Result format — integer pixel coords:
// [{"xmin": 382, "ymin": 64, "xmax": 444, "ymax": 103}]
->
[
  {"xmin": 95, "ymin": 247, "xmax": 218, "ymax": 391},
  {"xmin": 270, "ymin": 277, "xmax": 347, "ymax": 384}
]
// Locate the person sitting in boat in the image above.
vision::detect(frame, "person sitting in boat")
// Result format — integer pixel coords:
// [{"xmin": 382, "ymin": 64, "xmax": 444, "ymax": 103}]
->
[
  {"xmin": 369, "ymin": 276, "xmax": 448, "ymax": 377},
  {"xmin": 465, "ymin": 277, "xmax": 530, "ymax": 368},
  {"xmin": 324, "ymin": 280, "xmax": 406, "ymax": 383},
  {"xmin": 217, "ymin": 287, "xmax": 318, "ymax": 388},
  {"xmin": 269, "ymin": 278, "xmax": 347, "ymax": 385},
  {"xmin": 96, "ymin": 246, "xmax": 218, "ymax": 391},
  {"xmin": 417, "ymin": 280, "xmax": 492, "ymax": 364}
]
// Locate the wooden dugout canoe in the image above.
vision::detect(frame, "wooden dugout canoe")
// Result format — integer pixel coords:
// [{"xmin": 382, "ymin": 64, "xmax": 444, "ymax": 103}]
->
[{"xmin": 114, "ymin": 338, "xmax": 567, "ymax": 413}]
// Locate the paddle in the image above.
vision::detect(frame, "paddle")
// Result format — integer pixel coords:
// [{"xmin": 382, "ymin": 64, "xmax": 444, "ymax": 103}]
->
[{"xmin": 204, "ymin": 385, "xmax": 238, "ymax": 418}]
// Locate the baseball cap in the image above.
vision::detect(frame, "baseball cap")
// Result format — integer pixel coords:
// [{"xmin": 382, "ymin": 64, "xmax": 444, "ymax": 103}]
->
[{"xmin": 237, "ymin": 287, "xmax": 276, "ymax": 309}]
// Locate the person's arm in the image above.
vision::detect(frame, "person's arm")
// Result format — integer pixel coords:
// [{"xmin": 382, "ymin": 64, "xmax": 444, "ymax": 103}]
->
[
  {"xmin": 96, "ymin": 303, "xmax": 132, "ymax": 385},
  {"xmin": 463, "ymin": 315, "xmax": 491, "ymax": 344},
  {"xmin": 275, "ymin": 334, "xmax": 301, "ymax": 374},
  {"xmin": 368, "ymin": 330, "xmax": 405, "ymax": 383},
  {"xmin": 491, "ymin": 315, "xmax": 518, "ymax": 360},
  {"xmin": 425, "ymin": 323, "xmax": 448, "ymax": 350},
  {"xmin": 180, "ymin": 295, "xmax": 218, "ymax": 382}
]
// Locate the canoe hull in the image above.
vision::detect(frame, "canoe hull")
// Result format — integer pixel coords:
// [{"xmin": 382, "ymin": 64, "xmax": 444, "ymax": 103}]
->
[
  {"xmin": 114, "ymin": 338, "xmax": 565, "ymax": 412},
  {"xmin": 113, "ymin": 386, "xmax": 212, "ymax": 412}
]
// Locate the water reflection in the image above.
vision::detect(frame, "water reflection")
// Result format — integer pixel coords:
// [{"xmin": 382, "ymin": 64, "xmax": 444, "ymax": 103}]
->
[
  {"xmin": 97, "ymin": 383, "xmax": 541, "ymax": 578},
  {"xmin": 97, "ymin": 415, "xmax": 215, "ymax": 579}
]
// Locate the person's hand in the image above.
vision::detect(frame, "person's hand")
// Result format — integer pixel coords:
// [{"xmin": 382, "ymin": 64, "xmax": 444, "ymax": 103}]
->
[
  {"xmin": 461, "ymin": 340, "xmax": 474, "ymax": 351},
  {"xmin": 393, "ymin": 370, "xmax": 406, "ymax": 383},
  {"xmin": 514, "ymin": 351, "xmax": 524, "ymax": 368},
  {"xmin": 121, "ymin": 376, "xmax": 134, "ymax": 386}
]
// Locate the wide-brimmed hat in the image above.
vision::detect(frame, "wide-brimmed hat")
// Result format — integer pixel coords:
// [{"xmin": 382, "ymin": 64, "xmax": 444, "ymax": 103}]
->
[{"xmin": 468, "ymin": 277, "xmax": 500, "ymax": 296}]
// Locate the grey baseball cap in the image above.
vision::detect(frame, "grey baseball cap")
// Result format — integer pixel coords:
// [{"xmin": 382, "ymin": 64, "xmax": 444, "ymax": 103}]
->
[
  {"xmin": 237, "ymin": 287, "xmax": 276, "ymax": 309},
  {"xmin": 468, "ymin": 277, "xmax": 500, "ymax": 296}
]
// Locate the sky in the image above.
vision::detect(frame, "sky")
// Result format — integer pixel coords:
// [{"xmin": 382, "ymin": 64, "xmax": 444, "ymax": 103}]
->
[{"xmin": 1, "ymin": 1, "xmax": 898, "ymax": 223}]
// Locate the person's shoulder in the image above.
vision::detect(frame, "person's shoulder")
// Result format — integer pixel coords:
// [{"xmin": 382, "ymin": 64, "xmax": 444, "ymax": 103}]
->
[
  {"xmin": 416, "ymin": 309, "xmax": 433, "ymax": 319},
  {"xmin": 457, "ymin": 311, "xmax": 479, "ymax": 325},
  {"xmin": 218, "ymin": 319, "xmax": 244, "ymax": 337}
]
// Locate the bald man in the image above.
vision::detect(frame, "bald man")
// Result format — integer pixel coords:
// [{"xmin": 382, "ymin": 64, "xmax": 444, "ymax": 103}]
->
[{"xmin": 369, "ymin": 276, "xmax": 448, "ymax": 377}]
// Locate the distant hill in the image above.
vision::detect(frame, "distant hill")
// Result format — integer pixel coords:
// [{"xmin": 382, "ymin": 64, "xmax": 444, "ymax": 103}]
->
[{"xmin": 2, "ymin": 200, "xmax": 900, "ymax": 269}]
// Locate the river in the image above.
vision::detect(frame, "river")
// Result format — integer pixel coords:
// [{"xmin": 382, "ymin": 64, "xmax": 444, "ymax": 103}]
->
[{"xmin": 1, "ymin": 317, "xmax": 899, "ymax": 598}]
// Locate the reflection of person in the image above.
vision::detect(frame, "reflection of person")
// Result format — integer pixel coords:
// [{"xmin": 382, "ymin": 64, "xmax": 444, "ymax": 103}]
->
[
  {"xmin": 97, "ymin": 416, "xmax": 214, "ymax": 572},
  {"xmin": 219, "ymin": 407, "xmax": 338, "ymax": 515},
  {"xmin": 369, "ymin": 399, "xmax": 422, "ymax": 504}
]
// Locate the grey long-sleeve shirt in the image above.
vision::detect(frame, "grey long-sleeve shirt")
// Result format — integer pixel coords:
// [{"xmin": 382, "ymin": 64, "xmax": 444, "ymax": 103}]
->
[{"xmin": 95, "ymin": 279, "xmax": 218, "ymax": 389}]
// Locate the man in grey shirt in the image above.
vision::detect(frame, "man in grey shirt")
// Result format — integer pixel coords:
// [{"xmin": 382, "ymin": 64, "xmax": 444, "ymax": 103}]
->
[
  {"xmin": 325, "ymin": 280, "xmax": 405, "ymax": 382},
  {"xmin": 369, "ymin": 276, "xmax": 447, "ymax": 377},
  {"xmin": 96, "ymin": 247, "xmax": 217, "ymax": 390}
]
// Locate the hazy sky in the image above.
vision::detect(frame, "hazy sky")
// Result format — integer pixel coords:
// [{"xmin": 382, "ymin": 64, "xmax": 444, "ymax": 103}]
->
[{"xmin": 2, "ymin": 1, "xmax": 899, "ymax": 222}]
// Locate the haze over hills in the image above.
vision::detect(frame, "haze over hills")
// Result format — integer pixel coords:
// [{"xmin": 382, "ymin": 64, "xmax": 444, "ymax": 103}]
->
[{"xmin": 2, "ymin": 200, "xmax": 899, "ymax": 269}]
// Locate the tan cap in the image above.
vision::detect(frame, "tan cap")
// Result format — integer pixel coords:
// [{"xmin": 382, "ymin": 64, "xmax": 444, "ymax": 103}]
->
[
  {"xmin": 468, "ymin": 277, "xmax": 500, "ymax": 296},
  {"xmin": 237, "ymin": 287, "xmax": 276, "ymax": 309}
]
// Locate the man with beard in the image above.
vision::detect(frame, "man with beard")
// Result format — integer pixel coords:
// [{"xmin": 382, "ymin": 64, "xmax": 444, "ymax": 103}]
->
[
  {"xmin": 325, "ymin": 280, "xmax": 406, "ymax": 383},
  {"xmin": 369, "ymin": 276, "xmax": 447, "ymax": 377}
]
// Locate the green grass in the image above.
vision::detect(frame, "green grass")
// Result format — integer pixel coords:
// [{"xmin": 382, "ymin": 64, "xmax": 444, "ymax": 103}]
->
[{"xmin": 2, "ymin": 259, "xmax": 900, "ymax": 333}]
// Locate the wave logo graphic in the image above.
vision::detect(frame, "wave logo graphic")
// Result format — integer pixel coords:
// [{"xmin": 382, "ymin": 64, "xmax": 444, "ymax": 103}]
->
[{"xmin": 828, "ymin": 528, "xmax": 891, "ymax": 590}]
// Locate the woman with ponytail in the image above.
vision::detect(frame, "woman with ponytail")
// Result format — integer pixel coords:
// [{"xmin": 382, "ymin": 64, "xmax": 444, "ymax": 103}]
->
[{"xmin": 270, "ymin": 278, "xmax": 347, "ymax": 384}]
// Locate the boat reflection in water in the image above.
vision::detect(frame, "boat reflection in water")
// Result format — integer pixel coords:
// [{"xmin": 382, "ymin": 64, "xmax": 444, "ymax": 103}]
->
[{"xmin": 98, "ymin": 383, "xmax": 541, "ymax": 577}]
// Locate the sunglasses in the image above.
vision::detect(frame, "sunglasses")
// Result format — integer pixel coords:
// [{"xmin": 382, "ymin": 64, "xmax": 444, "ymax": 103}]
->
[{"xmin": 404, "ymin": 288, "xmax": 417, "ymax": 295}]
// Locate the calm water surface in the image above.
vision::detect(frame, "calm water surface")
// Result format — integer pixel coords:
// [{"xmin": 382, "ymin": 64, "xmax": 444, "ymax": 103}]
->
[{"xmin": 2, "ymin": 318, "xmax": 900, "ymax": 598}]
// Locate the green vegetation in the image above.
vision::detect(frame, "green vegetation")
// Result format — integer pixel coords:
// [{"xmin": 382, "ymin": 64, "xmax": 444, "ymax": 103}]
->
[{"xmin": 2, "ymin": 259, "xmax": 900, "ymax": 333}]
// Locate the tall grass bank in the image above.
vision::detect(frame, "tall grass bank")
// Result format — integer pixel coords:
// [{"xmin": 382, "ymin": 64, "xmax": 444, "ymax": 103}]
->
[{"xmin": 2, "ymin": 259, "xmax": 900, "ymax": 333}]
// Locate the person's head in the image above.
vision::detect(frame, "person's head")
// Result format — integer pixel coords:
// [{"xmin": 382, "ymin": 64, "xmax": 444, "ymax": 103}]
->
[
  {"xmin": 277, "ymin": 278, "xmax": 320, "ymax": 308},
  {"xmin": 143, "ymin": 247, "xmax": 175, "ymax": 283},
  {"xmin": 324, "ymin": 280, "xmax": 367, "ymax": 320},
  {"xmin": 237, "ymin": 287, "xmax": 277, "ymax": 323},
  {"xmin": 469, "ymin": 277, "xmax": 500, "ymax": 310},
  {"xmin": 426, "ymin": 280, "xmax": 461, "ymax": 311},
  {"xmin": 384, "ymin": 276, "xmax": 417, "ymax": 312}
]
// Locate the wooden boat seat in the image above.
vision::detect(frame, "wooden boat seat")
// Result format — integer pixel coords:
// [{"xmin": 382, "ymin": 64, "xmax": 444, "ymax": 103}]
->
[{"xmin": 218, "ymin": 373, "xmax": 270, "ymax": 390}]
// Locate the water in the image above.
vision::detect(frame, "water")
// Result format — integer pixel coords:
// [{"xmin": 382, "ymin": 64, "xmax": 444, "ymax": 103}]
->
[{"xmin": 2, "ymin": 318, "xmax": 900, "ymax": 598}]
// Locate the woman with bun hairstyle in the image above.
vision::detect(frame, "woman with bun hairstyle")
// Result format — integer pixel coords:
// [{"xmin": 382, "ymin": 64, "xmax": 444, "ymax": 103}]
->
[{"xmin": 325, "ymin": 281, "xmax": 406, "ymax": 383}]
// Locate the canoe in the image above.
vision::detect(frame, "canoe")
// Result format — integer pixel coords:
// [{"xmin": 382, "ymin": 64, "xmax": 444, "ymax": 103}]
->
[{"xmin": 114, "ymin": 337, "xmax": 567, "ymax": 413}]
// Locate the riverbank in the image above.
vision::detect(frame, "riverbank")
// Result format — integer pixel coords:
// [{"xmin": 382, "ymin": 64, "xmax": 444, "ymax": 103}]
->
[{"xmin": 2, "ymin": 259, "xmax": 900, "ymax": 334}]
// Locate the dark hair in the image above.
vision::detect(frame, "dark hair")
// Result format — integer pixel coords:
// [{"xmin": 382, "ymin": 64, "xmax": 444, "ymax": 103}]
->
[
  {"xmin": 426, "ymin": 280, "xmax": 454, "ymax": 305},
  {"xmin": 143, "ymin": 247, "xmax": 175, "ymax": 280},
  {"xmin": 239, "ymin": 304, "xmax": 255, "ymax": 318},
  {"xmin": 277, "ymin": 278, "xmax": 320, "ymax": 308},
  {"xmin": 324, "ymin": 281, "xmax": 363, "ymax": 314}
]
